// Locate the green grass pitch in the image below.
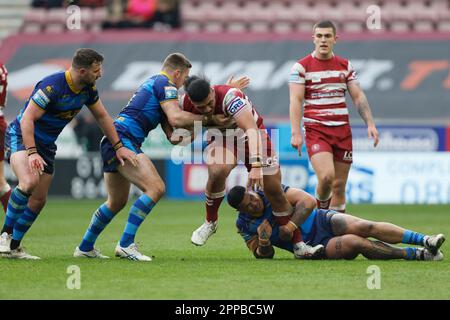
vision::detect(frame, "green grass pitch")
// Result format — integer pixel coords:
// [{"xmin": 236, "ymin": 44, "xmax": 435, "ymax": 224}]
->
[{"xmin": 0, "ymin": 199, "xmax": 449, "ymax": 300}]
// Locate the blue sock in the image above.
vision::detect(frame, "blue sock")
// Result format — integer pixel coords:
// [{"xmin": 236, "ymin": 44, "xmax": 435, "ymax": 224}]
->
[
  {"xmin": 12, "ymin": 208, "xmax": 39, "ymax": 241},
  {"xmin": 404, "ymin": 247, "xmax": 417, "ymax": 260},
  {"xmin": 402, "ymin": 230, "xmax": 425, "ymax": 246},
  {"xmin": 119, "ymin": 194, "xmax": 156, "ymax": 248},
  {"xmin": 1, "ymin": 187, "xmax": 30, "ymax": 234},
  {"xmin": 79, "ymin": 204, "xmax": 116, "ymax": 252}
]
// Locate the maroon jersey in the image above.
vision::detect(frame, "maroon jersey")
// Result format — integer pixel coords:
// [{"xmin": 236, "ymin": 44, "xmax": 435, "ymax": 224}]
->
[
  {"xmin": 180, "ymin": 85, "xmax": 264, "ymax": 129},
  {"xmin": 0, "ymin": 63, "xmax": 7, "ymax": 108},
  {"xmin": 289, "ymin": 51, "xmax": 357, "ymax": 127}
]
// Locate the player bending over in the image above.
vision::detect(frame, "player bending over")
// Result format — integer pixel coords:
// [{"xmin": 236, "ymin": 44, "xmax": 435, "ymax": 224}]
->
[{"xmin": 227, "ymin": 185, "xmax": 445, "ymax": 261}]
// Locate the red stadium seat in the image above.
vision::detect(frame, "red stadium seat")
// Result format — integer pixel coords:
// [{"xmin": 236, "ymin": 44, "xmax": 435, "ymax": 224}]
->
[
  {"xmin": 21, "ymin": 8, "xmax": 46, "ymax": 33},
  {"xmin": 45, "ymin": 8, "xmax": 67, "ymax": 33}
]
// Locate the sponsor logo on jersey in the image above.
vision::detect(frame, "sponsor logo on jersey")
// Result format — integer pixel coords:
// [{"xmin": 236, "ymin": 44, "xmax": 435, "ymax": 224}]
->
[
  {"xmin": 32, "ymin": 89, "xmax": 50, "ymax": 107},
  {"xmin": 164, "ymin": 86, "xmax": 178, "ymax": 100},
  {"xmin": 227, "ymin": 97, "xmax": 245, "ymax": 115}
]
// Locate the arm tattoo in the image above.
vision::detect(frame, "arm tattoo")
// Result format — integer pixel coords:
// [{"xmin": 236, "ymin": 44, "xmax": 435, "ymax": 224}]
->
[
  {"xmin": 292, "ymin": 201, "xmax": 312, "ymax": 227},
  {"xmin": 355, "ymin": 94, "xmax": 374, "ymax": 125}
]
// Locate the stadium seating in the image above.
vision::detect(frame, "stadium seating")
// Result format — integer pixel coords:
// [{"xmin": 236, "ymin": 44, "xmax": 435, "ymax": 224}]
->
[{"xmin": 3, "ymin": 0, "xmax": 450, "ymax": 37}]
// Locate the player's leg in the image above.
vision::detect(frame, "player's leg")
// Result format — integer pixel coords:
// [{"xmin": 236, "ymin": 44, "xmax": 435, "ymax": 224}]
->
[
  {"xmin": 330, "ymin": 213, "xmax": 445, "ymax": 254},
  {"xmin": 325, "ymin": 234, "xmax": 416, "ymax": 260},
  {"xmin": 0, "ymin": 151, "xmax": 40, "ymax": 253},
  {"xmin": 191, "ymin": 161, "xmax": 235, "ymax": 246},
  {"xmin": 75, "ymin": 172, "xmax": 130, "ymax": 258},
  {"xmin": 6, "ymin": 172, "xmax": 54, "ymax": 259},
  {"xmin": 329, "ymin": 160, "xmax": 351, "ymax": 212},
  {"xmin": 310, "ymin": 152, "xmax": 335, "ymax": 209},
  {"xmin": 114, "ymin": 154, "xmax": 164, "ymax": 261}
]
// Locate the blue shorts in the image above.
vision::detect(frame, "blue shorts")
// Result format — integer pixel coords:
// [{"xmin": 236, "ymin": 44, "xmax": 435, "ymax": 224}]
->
[
  {"xmin": 272, "ymin": 209, "xmax": 336, "ymax": 253},
  {"xmin": 5, "ymin": 129, "xmax": 56, "ymax": 175},
  {"xmin": 306, "ymin": 209, "xmax": 337, "ymax": 248},
  {"xmin": 100, "ymin": 133, "xmax": 143, "ymax": 173}
]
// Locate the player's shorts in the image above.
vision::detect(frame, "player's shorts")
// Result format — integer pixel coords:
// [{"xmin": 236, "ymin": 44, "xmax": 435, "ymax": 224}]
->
[
  {"xmin": 205, "ymin": 125, "xmax": 278, "ymax": 174},
  {"xmin": 271, "ymin": 209, "xmax": 336, "ymax": 252},
  {"xmin": 0, "ymin": 116, "xmax": 7, "ymax": 161},
  {"xmin": 304, "ymin": 124, "xmax": 353, "ymax": 164},
  {"xmin": 100, "ymin": 132, "xmax": 143, "ymax": 173},
  {"xmin": 4, "ymin": 127, "xmax": 57, "ymax": 175},
  {"xmin": 304, "ymin": 209, "xmax": 337, "ymax": 249}
]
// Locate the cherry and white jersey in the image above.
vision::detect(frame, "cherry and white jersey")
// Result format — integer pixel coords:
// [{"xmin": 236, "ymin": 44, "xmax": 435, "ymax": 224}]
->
[
  {"xmin": 180, "ymin": 84, "xmax": 264, "ymax": 129},
  {"xmin": 289, "ymin": 52, "xmax": 358, "ymax": 127},
  {"xmin": 0, "ymin": 63, "xmax": 7, "ymax": 109}
]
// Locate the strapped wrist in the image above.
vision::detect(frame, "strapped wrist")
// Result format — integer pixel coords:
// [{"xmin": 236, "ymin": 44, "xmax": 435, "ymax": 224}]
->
[
  {"xmin": 26, "ymin": 146, "xmax": 37, "ymax": 156},
  {"xmin": 113, "ymin": 140, "xmax": 124, "ymax": 151}
]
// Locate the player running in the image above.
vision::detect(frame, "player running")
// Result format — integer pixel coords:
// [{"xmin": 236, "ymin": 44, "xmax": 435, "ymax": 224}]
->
[
  {"xmin": 227, "ymin": 185, "xmax": 445, "ymax": 261},
  {"xmin": 74, "ymin": 53, "xmax": 208, "ymax": 261},
  {"xmin": 289, "ymin": 20, "xmax": 379, "ymax": 213},
  {"xmin": 166, "ymin": 76, "xmax": 323, "ymax": 258},
  {"xmin": 0, "ymin": 49, "xmax": 137, "ymax": 259},
  {"xmin": 0, "ymin": 63, "xmax": 12, "ymax": 213}
]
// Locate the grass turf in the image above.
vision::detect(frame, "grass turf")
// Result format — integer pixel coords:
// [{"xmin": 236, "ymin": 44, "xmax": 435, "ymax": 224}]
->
[{"xmin": 0, "ymin": 199, "xmax": 449, "ymax": 300}]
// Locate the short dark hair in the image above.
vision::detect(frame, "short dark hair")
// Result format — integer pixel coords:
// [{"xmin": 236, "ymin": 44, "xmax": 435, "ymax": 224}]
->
[
  {"xmin": 162, "ymin": 52, "xmax": 192, "ymax": 71},
  {"xmin": 185, "ymin": 77, "xmax": 211, "ymax": 103},
  {"xmin": 72, "ymin": 48, "xmax": 104, "ymax": 69},
  {"xmin": 313, "ymin": 20, "xmax": 337, "ymax": 35},
  {"xmin": 227, "ymin": 186, "xmax": 246, "ymax": 210}
]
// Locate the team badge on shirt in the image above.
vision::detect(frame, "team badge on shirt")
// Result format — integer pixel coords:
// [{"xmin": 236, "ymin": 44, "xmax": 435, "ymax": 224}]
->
[
  {"xmin": 32, "ymin": 89, "xmax": 51, "ymax": 107},
  {"xmin": 164, "ymin": 86, "xmax": 178, "ymax": 100}
]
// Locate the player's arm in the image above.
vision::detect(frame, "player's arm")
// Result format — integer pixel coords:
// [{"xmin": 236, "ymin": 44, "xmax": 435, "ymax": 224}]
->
[
  {"xmin": 20, "ymin": 100, "xmax": 47, "ymax": 174},
  {"xmin": 160, "ymin": 115, "xmax": 196, "ymax": 146},
  {"xmin": 161, "ymin": 100, "xmax": 206, "ymax": 128},
  {"xmin": 232, "ymin": 104, "xmax": 263, "ymax": 190},
  {"xmin": 87, "ymin": 99, "xmax": 137, "ymax": 166},
  {"xmin": 244, "ymin": 220, "xmax": 275, "ymax": 259},
  {"xmin": 284, "ymin": 188, "xmax": 317, "ymax": 228},
  {"xmin": 347, "ymin": 81, "xmax": 379, "ymax": 147},
  {"xmin": 289, "ymin": 83, "xmax": 305, "ymax": 156}
]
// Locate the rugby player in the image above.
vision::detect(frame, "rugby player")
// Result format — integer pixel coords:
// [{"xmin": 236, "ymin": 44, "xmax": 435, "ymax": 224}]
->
[
  {"xmin": 0, "ymin": 63, "xmax": 11, "ymax": 213},
  {"xmin": 228, "ymin": 185, "xmax": 445, "ymax": 261},
  {"xmin": 289, "ymin": 20, "xmax": 379, "ymax": 213}
]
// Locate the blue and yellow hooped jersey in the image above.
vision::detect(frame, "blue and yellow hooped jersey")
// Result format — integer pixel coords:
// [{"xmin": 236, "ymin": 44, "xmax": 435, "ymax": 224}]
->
[
  {"xmin": 9, "ymin": 70, "xmax": 99, "ymax": 145},
  {"xmin": 114, "ymin": 72, "xmax": 179, "ymax": 145}
]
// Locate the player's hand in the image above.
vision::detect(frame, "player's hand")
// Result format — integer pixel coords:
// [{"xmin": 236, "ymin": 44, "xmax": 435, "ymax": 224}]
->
[
  {"xmin": 210, "ymin": 114, "xmax": 235, "ymax": 128},
  {"xmin": 279, "ymin": 225, "xmax": 294, "ymax": 242},
  {"xmin": 368, "ymin": 124, "xmax": 379, "ymax": 148},
  {"xmin": 28, "ymin": 153, "xmax": 47, "ymax": 175},
  {"xmin": 257, "ymin": 219, "xmax": 272, "ymax": 241},
  {"xmin": 226, "ymin": 75, "xmax": 250, "ymax": 90},
  {"xmin": 291, "ymin": 133, "xmax": 303, "ymax": 156},
  {"xmin": 116, "ymin": 147, "xmax": 138, "ymax": 167},
  {"xmin": 247, "ymin": 167, "xmax": 263, "ymax": 191}
]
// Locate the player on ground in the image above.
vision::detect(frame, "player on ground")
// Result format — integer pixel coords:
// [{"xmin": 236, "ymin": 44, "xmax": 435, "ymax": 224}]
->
[
  {"xmin": 289, "ymin": 20, "xmax": 379, "ymax": 212},
  {"xmin": 0, "ymin": 63, "xmax": 12, "ymax": 213},
  {"xmin": 74, "ymin": 53, "xmax": 208, "ymax": 261},
  {"xmin": 171, "ymin": 76, "xmax": 323, "ymax": 258},
  {"xmin": 227, "ymin": 185, "xmax": 445, "ymax": 261},
  {"xmin": 0, "ymin": 49, "xmax": 137, "ymax": 259}
]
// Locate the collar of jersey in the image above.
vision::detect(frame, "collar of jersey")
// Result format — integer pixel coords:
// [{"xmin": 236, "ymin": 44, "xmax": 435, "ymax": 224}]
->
[
  {"xmin": 65, "ymin": 70, "xmax": 82, "ymax": 94},
  {"xmin": 159, "ymin": 71, "xmax": 175, "ymax": 85},
  {"xmin": 311, "ymin": 50, "xmax": 335, "ymax": 60}
]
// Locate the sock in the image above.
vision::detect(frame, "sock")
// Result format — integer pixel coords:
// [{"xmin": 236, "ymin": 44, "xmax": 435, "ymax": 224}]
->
[
  {"xmin": 11, "ymin": 208, "xmax": 40, "ymax": 250},
  {"xmin": 79, "ymin": 204, "xmax": 116, "ymax": 252},
  {"xmin": 205, "ymin": 190, "xmax": 225, "ymax": 222},
  {"xmin": 404, "ymin": 247, "xmax": 417, "ymax": 260},
  {"xmin": 1, "ymin": 187, "xmax": 30, "ymax": 235},
  {"xmin": 315, "ymin": 192, "xmax": 332, "ymax": 209},
  {"xmin": 0, "ymin": 184, "xmax": 11, "ymax": 213},
  {"xmin": 273, "ymin": 214, "xmax": 302, "ymax": 244},
  {"xmin": 119, "ymin": 194, "xmax": 156, "ymax": 248},
  {"xmin": 330, "ymin": 204, "xmax": 346, "ymax": 213},
  {"xmin": 402, "ymin": 230, "xmax": 425, "ymax": 246}
]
